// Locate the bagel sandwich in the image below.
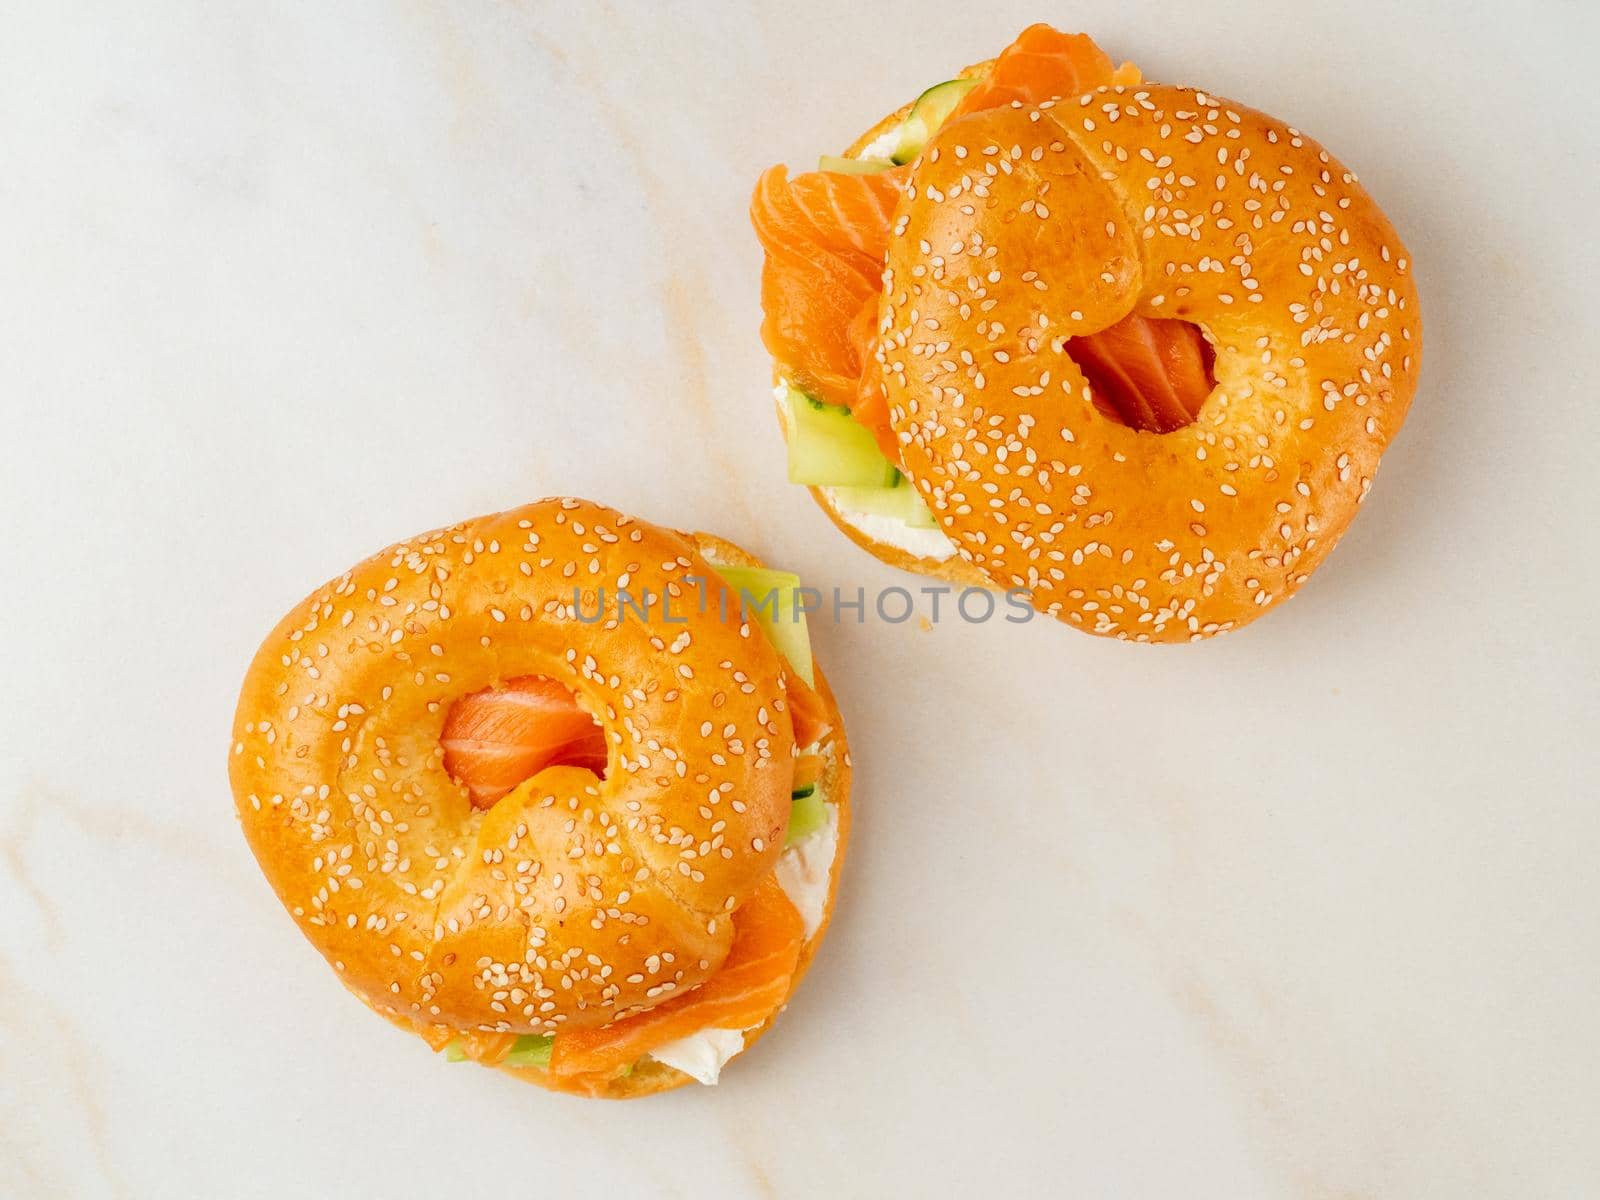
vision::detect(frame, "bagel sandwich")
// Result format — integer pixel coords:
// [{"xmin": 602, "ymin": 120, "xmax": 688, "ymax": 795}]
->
[
  {"xmin": 230, "ymin": 498, "xmax": 850, "ymax": 1098},
  {"xmin": 751, "ymin": 24, "xmax": 1421, "ymax": 641}
]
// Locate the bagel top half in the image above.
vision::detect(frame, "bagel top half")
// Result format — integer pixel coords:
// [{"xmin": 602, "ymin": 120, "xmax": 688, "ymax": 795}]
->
[
  {"xmin": 229, "ymin": 498, "xmax": 848, "ymax": 1096},
  {"xmin": 878, "ymin": 85, "xmax": 1420, "ymax": 640}
]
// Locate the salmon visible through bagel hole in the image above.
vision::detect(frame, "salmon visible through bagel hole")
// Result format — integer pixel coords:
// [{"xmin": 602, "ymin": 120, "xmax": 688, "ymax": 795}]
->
[
  {"xmin": 441, "ymin": 675, "xmax": 608, "ymax": 808},
  {"xmin": 441, "ymin": 670, "xmax": 832, "ymax": 812}
]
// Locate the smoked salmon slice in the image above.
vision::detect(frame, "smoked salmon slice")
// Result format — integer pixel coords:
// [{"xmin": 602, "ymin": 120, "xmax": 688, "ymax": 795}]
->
[
  {"xmin": 844, "ymin": 299, "xmax": 898, "ymax": 460},
  {"xmin": 752, "ymin": 25, "xmax": 1215, "ymax": 450},
  {"xmin": 1068, "ymin": 313, "xmax": 1215, "ymax": 433},
  {"xmin": 786, "ymin": 674, "xmax": 832, "ymax": 750},
  {"xmin": 953, "ymin": 22, "xmax": 1140, "ymax": 116},
  {"xmin": 549, "ymin": 874, "xmax": 805, "ymax": 1079},
  {"xmin": 751, "ymin": 164, "xmax": 906, "ymax": 433},
  {"xmin": 440, "ymin": 675, "xmax": 607, "ymax": 810}
]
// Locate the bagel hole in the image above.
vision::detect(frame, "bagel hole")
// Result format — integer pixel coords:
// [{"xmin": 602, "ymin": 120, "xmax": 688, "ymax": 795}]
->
[
  {"xmin": 1064, "ymin": 313, "xmax": 1215, "ymax": 433},
  {"xmin": 440, "ymin": 674, "xmax": 607, "ymax": 811}
]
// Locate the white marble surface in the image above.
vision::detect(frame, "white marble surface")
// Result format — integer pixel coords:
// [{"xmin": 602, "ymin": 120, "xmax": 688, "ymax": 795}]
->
[{"xmin": 3, "ymin": 2, "xmax": 1598, "ymax": 1196}]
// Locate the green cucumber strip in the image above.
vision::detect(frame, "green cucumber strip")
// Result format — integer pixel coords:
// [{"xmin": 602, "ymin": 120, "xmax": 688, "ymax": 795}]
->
[
  {"xmin": 832, "ymin": 473, "xmax": 940, "ymax": 531},
  {"xmin": 503, "ymin": 1034, "xmax": 554, "ymax": 1069},
  {"xmin": 791, "ymin": 783, "xmax": 816, "ymax": 801},
  {"xmin": 785, "ymin": 387, "xmax": 899, "ymax": 488},
  {"xmin": 830, "ymin": 482, "xmax": 910, "ymax": 516},
  {"xmin": 907, "ymin": 497, "xmax": 938, "ymax": 528},
  {"xmin": 787, "ymin": 790, "xmax": 828, "ymax": 844},
  {"xmin": 830, "ymin": 478, "xmax": 937, "ymax": 529},
  {"xmin": 442, "ymin": 1033, "xmax": 552, "ymax": 1068},
  {"xmin": 712, "ymin": 564, "xmax": 815, "ymax": 686},
  {"xmin": 891, "ymin": 77, "xmax": 980, "ymax": 164},
  {"xmin": 818, "ymin": 154, "xmax": 896, "ymax": 175}
]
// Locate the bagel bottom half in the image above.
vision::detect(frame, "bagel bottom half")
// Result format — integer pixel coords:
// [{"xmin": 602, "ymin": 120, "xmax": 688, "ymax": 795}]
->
[{"xmin": 375, "ymin": 531, "xmax": 852, "ymax": 1101}]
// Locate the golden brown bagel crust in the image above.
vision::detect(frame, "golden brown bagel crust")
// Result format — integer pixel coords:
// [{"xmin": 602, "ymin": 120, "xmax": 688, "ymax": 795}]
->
[
  {"xmin": 879, "ymin": 87, "xmax": 1421, "ymax": 640},
  {"xmin": 230, "ymin": 499, "xmax": 808, "ymax": 1044}
]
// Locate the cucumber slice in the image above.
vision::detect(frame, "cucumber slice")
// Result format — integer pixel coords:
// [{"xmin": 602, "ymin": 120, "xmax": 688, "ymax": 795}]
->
[
  {"xmin": 891, "ymin": 77, "xmax": 979, "ymax": 165},
  {"xmin": 712, "ymin": 564, "xmax": 815, "ymax": 686},
  {"xmin": 787, "ymin": 790, "xmax": 828, "ymax": 844},
  {"xmin": 785, "ymin": 387, "xmax": 899, "ymax": 488},
  {"xmin": 503, "ymin": 1034, "xmax": 554, "ymax": 1069},
  {"xmin": 791, "ymin": 783, "xmax": 816, "ymax": 801},
  {"xmin": 831, "ymin": 477, "xmax": 938, "ymax": 529},
  {"xmin": 818, "ymin": 154, "xmax": 896, "ymax": 175},
  {"xmin": 442, "ymin": 1033, "xmax": 553, "ymax": 1068},
  {"xmin": 829, "ymin": 473, "xmax": 907, "ymax": 514}
]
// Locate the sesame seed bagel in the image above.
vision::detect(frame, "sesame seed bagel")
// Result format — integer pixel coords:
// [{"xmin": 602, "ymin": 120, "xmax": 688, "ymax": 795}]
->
[
  {"xmin": 880, "ymin": 87, "xmax": 1421, "ymax": 640},
  {"xmin": 230, "ymin": 499, "xmax": 849, "ymax": 1096}
]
